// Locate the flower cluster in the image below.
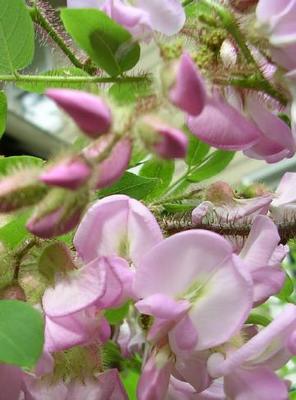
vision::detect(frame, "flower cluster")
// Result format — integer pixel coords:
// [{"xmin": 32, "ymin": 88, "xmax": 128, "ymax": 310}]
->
[{"xmin": 2, "ymin": 194, "xmax": 294, "ymax": 399}]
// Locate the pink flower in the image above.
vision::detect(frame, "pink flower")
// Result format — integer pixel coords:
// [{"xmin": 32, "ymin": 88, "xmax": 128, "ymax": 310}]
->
[
  {"xmin": 46, "ymin": 89, "xmax": 112, "ymax": 138},
  {"xmin": 40, "ymin": 156, "xmax": 91, "ymax": 190},
  {"xmin": 134, "ymin": 230, "xmax": 253, "ymax": 352},
  {"xmin": 168, "ymin": 52, "xmax": 207, "ymax": 116},
  {"xmin": 207, "ymin": 304, "xmax": 296, "ymax": 400},
  {"xmin": 138, "ymin": 116, "xmax": 188, "ymax": 159},
  {"xmin": 270, "ymin": 171, "xmax": 296, "ymax": 220},
  {"xmin": 67, "ymin": 0, "xmax": 185, "ymax": 39},
  {"xmin": 256, "ymin": 0, "xmax": 296, "ymax": 70}
]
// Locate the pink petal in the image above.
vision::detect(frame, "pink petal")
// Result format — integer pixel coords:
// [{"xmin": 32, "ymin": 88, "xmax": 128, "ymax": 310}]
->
[
  {"xmin": 23, "ymin": 378, "xmax": 68, "ymax": 400},
  {"xmin": 0, "ymin": 364, "xmax": 22, "ymax": 400},
  {"xmin": 42, "ymin": 257, "xmax": 107, "ymax": 317},
  {"xmin": 74, "ymin": 195, "xmax": 163, "ymax": 265},
  {"xmin": 272, "ymin": 172, "xmax": 296, "ymax": 207},
  {"xmin": 169, "ymin": 315, "xmax": 198, "ymax": 354},
  {"xmin": 44, "ymin": 308, "xmax": 110, "ymax": 352},
  {"xmin": 256, "ymin": 0, "xmax": 293, "ymax": 24},
  {"xmin": 136, "ymin": 294, "xmax": 190, "ymax": 320},
  {"xmin": 169, "ymin": 53, "xmax": 206, "ymax": 116},
  {"xmin": 239, "ymin": 215, "xmax": 280, "ymax": 271},
  {"xmin": 251, "ymin": 266, "xmax": 285, "ymax": 304},
  {"xmin": 224, "ymin": 367, "xmax": 288, "ymax": 400},
  {"xmin": 188, "ymin": 96, "xmax": 260, "ymax": 151},
  {"xmin": 136, "ymin": 0, "xmax": 186, "ymax": 36},
  {"xmin": 174, "ymin": 355, "xmax": 211, "ymax": 393},
  {"xmin": 46, "ymin": 89, "xmax": 112, "ymax": 138},
  {"xmin": 137, "ymin": 348, "xmax": 174, "ymax": 400},
  {"xmin": 67, "ymin": 0, "xmax": 105, "ymax": 7}
]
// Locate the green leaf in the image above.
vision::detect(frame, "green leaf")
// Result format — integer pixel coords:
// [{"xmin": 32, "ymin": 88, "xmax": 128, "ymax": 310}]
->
[
  {"xmin": 246, "ymin": 313, "xmax": 271, "ymax": 327},
  {"xmin": 140, "ymin": 158, "xmax": 175, "ymax": 200},
  {"xmin": 0, "ymin": 300, "xmax": 44, "ymax": 368},
  {"xmin": 98, "ymin": 172, "xmax": 158, "ymax": 200},
  {"xmin": 187, "ymin": 150, "xmax": 235, "ymax": 182},
  {"xmin": 0, "ymin": 91, "xmax": 7, "ymax": 139},
  {"xmin": 0, "ymin": 155, "xmax": 44, "ymax": 176},
  {"xmin": 105, "ymin": 302, "xmax": 130, "ymax": 325},
  {"xmin": 109, "ymin": 81, "xmax": 152, "ymax": 105},
  {"xmin": 16, "ymin": 68, "xmax": 95, "ymax": 94},
  {"xmin": 0, "ymin": 211, "xmax": 31, "ymax": 249},
  {"xmin": 0, "ymin": 0, "xmax": 34, "ymax": 73},
  {"xmin": 277, "ymin": 272, "xmax": 295, "ymax": 303},
  {"xmin": 185, "ymin": 134, "xmax": 210, "ymax": 167},
  {"xmin": 163, "ymin": 203, "xmax": 195, "ymax": 213},
  {"xmin": 61, "ymin": 9, "xmax": 140, "ymax": 76},
  {"xmin": 121, "ymin": 370, "xmax": 139, "ymax": 400}
]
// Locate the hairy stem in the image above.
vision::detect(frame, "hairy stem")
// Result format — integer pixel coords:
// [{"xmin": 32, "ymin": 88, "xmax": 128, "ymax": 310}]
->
[{"xmin": 13, "ymin": 238, "xmax": 38, "ymax": 280}]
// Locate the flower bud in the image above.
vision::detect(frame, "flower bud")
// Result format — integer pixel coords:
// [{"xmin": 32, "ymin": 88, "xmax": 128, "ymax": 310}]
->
[
  {"xmin": 40, "ymin": 156, "xmax": 92, "ymax": 190},
  {"xmin": 165, "ymin": 52, "xmax": 206, "ymax": 116},
  {"xmin": 220, "ymin": 39, "xmax": 238, "ymax": 68},
  {"xmin": 0, "ymin": 284, "xmax": 26, "ymax": 301},
  {"xmin": 229, "ymin": 0, "xmax": 258, "ymax": 12},
  {"xmin": 46, "ymin": 89, "xmax": 112, "ymax": 138},
  {"xmin": 0, "ymin": 169, "xmax": 48, "ymax": 212},
  {"xmin": 27, "ymin": 188, "xmax": 89, "ymax": 238},
  {"xmin": 138, "ymin": 116, "xmax": 188, "ymax": 159},
  {"xmin": 205, "ymin": 181, "xmax": 234, "ymax": 204}
]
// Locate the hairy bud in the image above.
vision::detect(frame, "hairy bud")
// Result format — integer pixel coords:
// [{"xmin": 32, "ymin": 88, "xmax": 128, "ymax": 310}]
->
[
  {"xmin": 0, "ymin": 284, "xmax": 26, "ymax": 301},
  {"xmin": 27, "ymin": 188, "xmax": 89, "ymax": 238},
  {"xmin": 229, "ymin": 0, "xmax": 258, "ymax": 12}
]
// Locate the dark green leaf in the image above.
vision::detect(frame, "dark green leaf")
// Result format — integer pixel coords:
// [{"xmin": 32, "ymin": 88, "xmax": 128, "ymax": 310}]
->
[
  {"xmin": 16, "ymin": 68, "xmax": 95, "ymax": 94},
  {"xmin": 0, "ymin": 211, "xmax": 31, "ymax": 249},
  {"xmin": 0, "ymin": 0, "xmax": 34, "ymax": 73},
  {"xmin": 98, "ymin": 172, "xmax": 158, "ymax": 200},
  {"xmin": 61, "ymin": 9, "xmax": 140, "ymax": 76},
  {"xmin": 0, "ymin": 300, "xmax": 44, "ymax": 368},
  {"xmin": 0, "ymin": 156, "xmax": 44, "ymax": 176},
  {"xmin": 105, "ymin": 302, "xmax": 130, "ymax": 325},
  {"xmin": 109, "ymin": 81, "xmax": 152, "ymax": 105},
  {"xmin": 0, "ymin": 91, "xmax": 7, "ymax": 139},
  {"xmin": 187, "ymin": 150, "xmax": 235, "ymax": 182},
  {"xmin": 185, "ymin": 134, "xmax": 210, "ymax": 167},
  {"xmin": 140, "ymin": 158, "xmax": 175, "ymax": 200}
]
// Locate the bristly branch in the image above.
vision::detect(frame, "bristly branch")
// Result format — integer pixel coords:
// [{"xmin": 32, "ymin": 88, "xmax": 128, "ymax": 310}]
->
[{"xmin": 161, "ymin": 214, "xmax": 296, "ymax": 244}]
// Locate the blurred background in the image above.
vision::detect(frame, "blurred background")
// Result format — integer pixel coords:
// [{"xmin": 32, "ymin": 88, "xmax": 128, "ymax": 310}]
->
[{"xmin": 2, "ymin": 0, "xmax": 296, "ymax": 187}]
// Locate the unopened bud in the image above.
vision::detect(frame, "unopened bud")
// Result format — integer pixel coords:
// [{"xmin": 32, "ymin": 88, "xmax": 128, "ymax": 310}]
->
[
  {"xmin": 206, "ymin": 181, "xmax": 234, "ymax": 204},
  {"xmin": 0, "ymin": 284, "xmax": 26, "ymax": 301},
  {"xmin": 229, "ymin": 0, "xmax": 258, "ymax": 12},
  {"xmin": 85, "ymin": 136, "xmax": 132, "ymax": 189},
  {"xmin": 164, "ymin": 52, "xmax": 207, "ymax": 117},
  {"xmin": 0, "ymin": 168, "xmax": 48, "ymax": 212},
  {"xmin": 40, "ymin": 156, "xmax": 92, "ymax": 190},
  {"xmin": 220, "ymin": 39, "xmax": 238, "ymax": 68},
  {"xmin": 138, "ymin": 116, "xmax": 188, "ymax": 159},
  {"xmin": 46, "ymin": 89, "xmax": 112, "ymax": 138},
  {"xmin": 27, "ymin": 188, "xmax": 89, "ymax": 238}
]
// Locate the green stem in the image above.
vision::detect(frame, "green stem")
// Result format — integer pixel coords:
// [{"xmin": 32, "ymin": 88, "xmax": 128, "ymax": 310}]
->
[
  {"xmin": 182, "ymin": 0, "xmax": 195, "ymax": 6},
  {"xmin": 28, "ymin": 4, "xmax": 97, "ymax": 75},
  {"xmin": 0, "ymin": 73, "xmax": 150, "ymax": 85}
]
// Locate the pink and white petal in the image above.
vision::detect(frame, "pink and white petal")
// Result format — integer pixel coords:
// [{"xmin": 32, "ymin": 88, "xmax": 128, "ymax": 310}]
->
[
  {"xmin": 272, "ymin": 172, "xmax": 296, "ymax": 207},
  {"xmin": 107, "ymin": 256, "xmax": 135, "ymax": 304},
  {"xmin": 256, "ymin": 0, "xmax": 293, "ymax": 24},
  {"xmin": 136, "ymin": 0, "xmax": 185, "ymax": 36},
  {"xmin": 208, "ymin": 304, "xmax": 296, "ymax": 377},
  {"xmin": 134, "ymin": 230, "xmax": 234, "ymax": 298},
  {"xmin": 188, "ymin": 254, "xmax": 252, "ymax": 350},
  {"xmin": 174, "ymin": 356, "xmax": 211, "ymax": 393},
  {"xmin": 137, "ymin": 348, "xmax": 174, "ymax": 400},
  {"xmin": 224, "ymin": 367, "xmax": 288, "ymax": 400},
  {"xmin": 42, "ymin": 257, "xmax": 107, "ymax": 317},
  {"xmin": 251, "ymin": 266, "xmax": 285, "ymax": 304},
  {"xmin": 239, "ymin": 215, "xmax": 280, "ymax": 271},
  {"xmin": 166, "ymin": 377, "xmax": 196, "ymax": 400},
  {"xmin": 192, "ymin": 202, "xmax": 213, "ymax": 224},
  {"xmin": 243, "ymin": 139, "xmax": 293, "ymax": 163},
  {"xmin": 0, "ymin": 364, "xmax": 22, "ymax": 400},
  {"xmin": 44, "ymin": 308, "xmax": 110, "ymax": 352},
  {"xmin": 136, "ymin": 294, "xmax": 190, "ymax": 320},
  {"xmin": 23, "ymin": 378, "xmax": 68, "ymax": 400},
  {"xmin": 193, "ymin": 380, "xmax": 226, "ymax": 400},
  {"xmin": 187, "ymin": 96, "xmax": 260, "ymax": 151},
  {"xmin": 74, "ymin": 195, "xmax": 163, "ymax": 265},
  {"xmin": 35, "ymin": 352, "xmax": 54, "ymax": 376},
  {"xmin": 67, "ymin": 370, "xmax": 128, "ymax": 400}
]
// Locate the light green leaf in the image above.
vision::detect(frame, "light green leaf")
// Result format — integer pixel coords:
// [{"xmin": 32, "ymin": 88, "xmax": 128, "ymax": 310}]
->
[
  {"xmin": 98, "ymin": 172, "xmax": 158, "ymax": 200},
  {"xmin": 16, "ymin": 68, "xmax": 95, "ymax": 94},
  {"xmin": 0, "ymin": 300, "xmax": 44, "ymax": 368},
  {"xmin": 61, "ymin": 9, "xmax": 140, "ymax": 76},
  {"xmin": 246, "ymin": 313, "xmax": 271, "ymax": 327},
  {"xmin": 277, "ymin": 272, "xmax": 295, "ymax": 303},
  {"xmin": 121, "ymin": 370, "xmax": 139, "ymax": 400},
  {"xmin": 0, "ymin": 211, "xmax": 31, "ymax": 249},
  {"xmin": 187, "ymin": 150, "xmax": 235, "ymax": 182},
  {"xmin": 163, "ymin": 203, "xmax": 195, "ymax": 213},
  {"xmin": 0, "ymin": 0, "xmax": 34, "ymax": 73},
  {"xmin": 185, "ymin": 134, "xmax": 210, "ymax": 167},
  {"xmin": 140, "ymin": 158, "xmax": 175, "ymax": 200},
  {"xmin": 105, "ymin": 302, "xmax": 130, "ymax": 325},
  {"xmin": 0, "ymin": 91, "xmax": 7, "ymax": 138}
]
